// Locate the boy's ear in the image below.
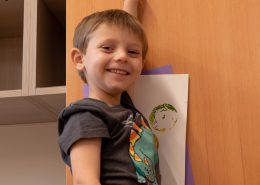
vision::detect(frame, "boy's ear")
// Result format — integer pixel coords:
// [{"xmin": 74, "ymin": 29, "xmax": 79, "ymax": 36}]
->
[{"xmin": 71, "ymin": 48, "xmax": 85, "ymax": 71}]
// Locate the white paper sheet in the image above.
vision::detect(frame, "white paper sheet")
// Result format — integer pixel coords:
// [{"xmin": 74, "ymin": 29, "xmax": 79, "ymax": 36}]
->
[{"xmin": 133, "ymin": 74, "xmax": 189, "ymax": 185}]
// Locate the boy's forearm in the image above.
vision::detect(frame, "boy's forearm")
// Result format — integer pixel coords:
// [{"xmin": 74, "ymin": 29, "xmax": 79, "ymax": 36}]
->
[
  {"xmin": 123, "ymin": 0, "xmax": 139, "ymax": 17},
  {"xmin": 73, "ymin": 181, "xmax": 101, "ymax": 185}
]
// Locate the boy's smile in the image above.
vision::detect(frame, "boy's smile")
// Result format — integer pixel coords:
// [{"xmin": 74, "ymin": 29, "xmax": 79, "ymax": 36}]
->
[
  {"xmin": 106, "ymin": 68, "xmax": 129, "ymax": 75},
  {"xmin": 79, "ymin": 23, "xmax": 143, "ymax": 106}
]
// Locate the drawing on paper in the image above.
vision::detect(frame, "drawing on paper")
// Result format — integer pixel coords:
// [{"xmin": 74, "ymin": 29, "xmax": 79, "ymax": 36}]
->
[
  {"xmin": 149, "ymin": 103, "xmax": 178, "ymax": 132},
  {"xmin": 133, "ymin": 74, "xmax": 189, "ymax": 185}
]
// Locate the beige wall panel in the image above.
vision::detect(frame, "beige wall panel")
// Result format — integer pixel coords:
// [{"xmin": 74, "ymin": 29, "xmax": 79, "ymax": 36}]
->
[
  {"xmin": 66, "ymin": 0, "xmax": 260, "ymax": 185},
  {"xmin": 0, "ymin": 123, "xmax": 65, "ymax": 185}
]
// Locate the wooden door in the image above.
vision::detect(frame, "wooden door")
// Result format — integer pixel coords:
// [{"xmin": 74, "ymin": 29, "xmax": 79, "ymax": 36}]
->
[{"xmin": 66, "ymin": 0, "xmax": 260, "ymax": 185}]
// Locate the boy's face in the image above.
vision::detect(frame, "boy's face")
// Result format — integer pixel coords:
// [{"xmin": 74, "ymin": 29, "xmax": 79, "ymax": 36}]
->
[{"xmin": 81, "ymin": 23, "xmax": 143, "ymax": 99}]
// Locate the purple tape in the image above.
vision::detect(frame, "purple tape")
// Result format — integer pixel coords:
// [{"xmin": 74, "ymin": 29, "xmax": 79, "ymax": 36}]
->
[
  {"xmin": 83, "ymin": 84, "xmax": 89, "ymax": 98},
  {"xmin": 141, "ymin": 64, "xmax": 173, "ymax": 75},
  {"xmin": 185, "ymin": 145, "xmax": 195, "ymax": 185}
]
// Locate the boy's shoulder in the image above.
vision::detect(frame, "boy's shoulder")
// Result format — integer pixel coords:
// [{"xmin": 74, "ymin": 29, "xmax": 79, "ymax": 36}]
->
[{"xmin": 58, "ymin": 91, "xmax": 136, "ymax": 129}]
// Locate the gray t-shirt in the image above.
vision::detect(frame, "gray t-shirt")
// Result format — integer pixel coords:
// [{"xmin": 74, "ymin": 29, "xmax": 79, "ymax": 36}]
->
[{"xmin": 58, "ymin": 92, "xmax": 161, "ymax": 185}]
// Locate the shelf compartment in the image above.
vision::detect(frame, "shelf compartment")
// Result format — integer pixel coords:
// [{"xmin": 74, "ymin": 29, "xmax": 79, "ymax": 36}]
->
[
  {"xmin": 0, "ymin": 0, "xmax": 24, "ymax": 92},
  {"xmin": 36, "ymin": 0, "xmax": 66, "ymax": 89}
]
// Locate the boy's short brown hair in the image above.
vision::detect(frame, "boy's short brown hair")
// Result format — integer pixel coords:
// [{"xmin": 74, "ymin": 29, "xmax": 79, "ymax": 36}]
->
[{"xmin": 73, "ymin": 9, "xmax": 148, "ymax": 83}]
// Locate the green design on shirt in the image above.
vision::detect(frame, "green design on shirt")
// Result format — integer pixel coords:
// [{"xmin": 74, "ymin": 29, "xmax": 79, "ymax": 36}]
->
[{"xmin": 129, "ymin": 116, "xmax": 159, "ymax": 185}]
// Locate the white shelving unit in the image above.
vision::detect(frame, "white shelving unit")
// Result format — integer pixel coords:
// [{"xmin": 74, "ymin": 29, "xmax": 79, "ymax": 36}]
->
[{"xmin": 0, "ymin": 0, "xmax": 66, "ymax": 125}]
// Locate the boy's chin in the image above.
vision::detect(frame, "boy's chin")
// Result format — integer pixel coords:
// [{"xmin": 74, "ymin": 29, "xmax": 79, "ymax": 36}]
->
[
  {"xmin": 106, "ymin": 86, "xmax": 127, "ymax": 96},
  {"xmin": 107, "ymin": 89, "xmax": 125, "ymax": 95}
]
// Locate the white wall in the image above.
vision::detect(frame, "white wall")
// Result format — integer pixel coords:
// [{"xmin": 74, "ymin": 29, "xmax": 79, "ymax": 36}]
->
[{"xmin": 0, "ymin": 122, "xmax": 65, "ymax": 185}]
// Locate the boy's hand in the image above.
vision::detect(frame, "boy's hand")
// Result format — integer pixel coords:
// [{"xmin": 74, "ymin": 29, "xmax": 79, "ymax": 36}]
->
[{"xmin": 123, "ymin": 0, "xmax": 140, "ymax": 17}]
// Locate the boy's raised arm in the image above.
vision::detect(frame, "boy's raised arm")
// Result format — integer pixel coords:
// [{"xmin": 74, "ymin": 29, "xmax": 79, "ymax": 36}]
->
[{"xmin": 123, "ymin": 0, "xmax": 140, "ymax": 17}]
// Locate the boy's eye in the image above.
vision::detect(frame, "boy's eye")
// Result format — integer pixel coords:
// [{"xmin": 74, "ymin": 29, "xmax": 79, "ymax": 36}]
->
[
  {"xmin": 128, "ymin": 50, "xmax": 141, "ymax": 57},
  {"xmin": 101, "ymin": 46, "xmax": 114, "ymax": 52}
]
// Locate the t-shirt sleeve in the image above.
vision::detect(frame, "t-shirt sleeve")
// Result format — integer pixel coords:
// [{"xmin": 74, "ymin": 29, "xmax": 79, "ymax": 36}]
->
[{"xmin": 59, "ymin": 112, "xmax": 110, "ymax": 156}]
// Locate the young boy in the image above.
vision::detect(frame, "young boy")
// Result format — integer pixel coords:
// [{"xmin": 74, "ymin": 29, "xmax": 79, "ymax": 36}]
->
[{"xmin": 58, "ymin": 1, "xmax": 161, "ymax": 184}]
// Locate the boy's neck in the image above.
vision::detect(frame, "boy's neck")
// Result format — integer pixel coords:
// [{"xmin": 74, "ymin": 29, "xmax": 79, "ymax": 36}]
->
[{"xmin": 88, "ymin": 91, "xmax": 121, "ymax": 107}]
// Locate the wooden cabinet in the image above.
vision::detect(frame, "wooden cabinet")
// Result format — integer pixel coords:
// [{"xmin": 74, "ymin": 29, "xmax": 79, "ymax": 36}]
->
[
  {"xmin": 66, "ymin": 0, "xmax": 260, "ymax": 185},
  {"xmin": 0, "ymin": 0, "xmax": 66, "ymax": 125}
]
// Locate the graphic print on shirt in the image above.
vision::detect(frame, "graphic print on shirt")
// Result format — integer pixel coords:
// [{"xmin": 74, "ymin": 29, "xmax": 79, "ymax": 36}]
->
[{"xmin": 128, "ymin": 114, "xmax": 159, "ymax": 185}]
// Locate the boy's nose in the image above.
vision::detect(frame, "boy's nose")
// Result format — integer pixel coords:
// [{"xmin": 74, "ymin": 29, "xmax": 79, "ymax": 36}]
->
[{"xmin": 114, "ymin": 49, "xmax": 127, "ymax": 62}]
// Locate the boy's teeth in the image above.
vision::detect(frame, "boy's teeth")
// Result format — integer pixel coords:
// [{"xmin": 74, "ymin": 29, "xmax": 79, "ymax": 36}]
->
[{"xmin": 109, "ymin": 69, "xmax": 128, "ymax": 75}]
